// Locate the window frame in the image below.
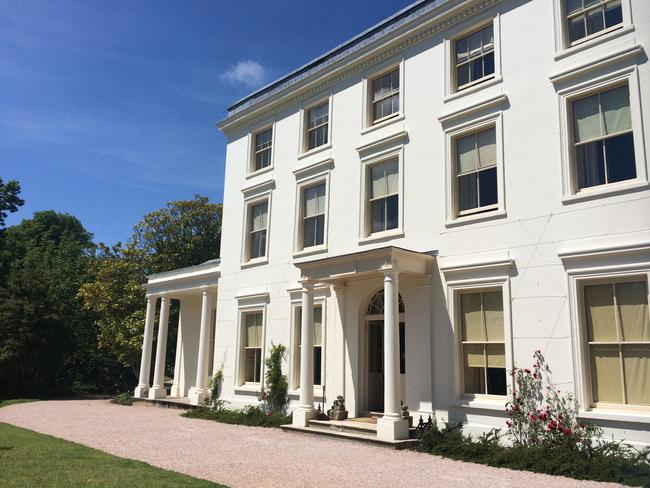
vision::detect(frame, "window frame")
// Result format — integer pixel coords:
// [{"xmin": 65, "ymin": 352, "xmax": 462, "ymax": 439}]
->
[
  {"xmin": 293, "ymin": 170, "xmax": 330, "ymax": 256},
  {"xmin": 358, "ymin": 146, "xmax": 404, "ymax": 242},
  {"xmin": 444, "ymin": 15, "xmax": 502, "ymax": 101},
  {"xmin": 299, "ymin": 95, "xmax": 333, "ymax": 156},
  {"xmin": 234, "ymin": 293, "xmax": 269, "ymax": 389},
  {"xmin": 552, "ymin": 0, "xmax": 633, "ymax": 59},
  {"xmin": 575, "ymin": 273, "xmax": 650, "ymax": 412},
  {"xmin": 242, "ymin": 310, "xmax": 264, "ymax": 384},
  {"xmin": 240, "ymin": 187, "xmax": 273, "ymax": 267},
  {"xmin": 443, "ymin": 259, "xmax": 514, "ymax": 405},
  {"xmin": 291, "ymin": 302, "xmax": 326, "ymax": 391},
  {"xmin": 558, "ymin": 67, "xmax": 648, "ymax": 202},
  {"xmin": 361, "ymin": 59, "xmax": 405, "ymax": 132},
  {"xmin": 444, "ymin": 111, "xmax": 506, "ymax": 225},
  {"xmin": 247, "ymin": 123, "xmax": 275, "ymax": 177}
]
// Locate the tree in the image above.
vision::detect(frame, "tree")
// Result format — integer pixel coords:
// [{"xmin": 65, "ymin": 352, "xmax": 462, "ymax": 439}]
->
[
  {"xmin": 79, "ymin": 194, "xmax": 222, "ymax": 380},
  {"xmin": 0, "ymin": 178, "xmax": 25, "ymax": 228},
  {"xmin": 0, "ymin": 211, "xmax": 128, "ymax": 398}
]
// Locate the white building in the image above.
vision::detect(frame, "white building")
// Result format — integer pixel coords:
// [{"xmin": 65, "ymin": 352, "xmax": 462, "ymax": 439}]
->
[{"xmin": 134, "ymin": 0, "xmax": 650, "ymax": 446}]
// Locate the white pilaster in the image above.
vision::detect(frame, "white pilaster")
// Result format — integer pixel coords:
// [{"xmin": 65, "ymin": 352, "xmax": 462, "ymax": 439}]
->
[
  {"xmin": 332, "ymin": 284, "xmax": 347, "ymax": 405},
  {"xmin": 190, "ymin": 288, "xmax": 214, "ymax": 405},
  {"xmin": 377, "ymin": 271, "xmax": 409, "ymax": 441},
  {"xmin": 134, "ymin": 296, "xmax": 157, "ymax": 398},
  {"xmin": 149, "ymin": 294, "xmax": 171, "ymax": 400},
  {"xmin": 293, "ymin": 282, "xmax": 316, "ymax": 427}
]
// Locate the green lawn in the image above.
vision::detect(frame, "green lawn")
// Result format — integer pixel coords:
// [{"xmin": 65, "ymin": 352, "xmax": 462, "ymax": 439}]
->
[
  {"xmin": 0, "ymin": 399, "xmax": 38, "ymax": 408},
  {"xmin": 0, "ymin": 423, "xmax": 227, "ymax": 487}
]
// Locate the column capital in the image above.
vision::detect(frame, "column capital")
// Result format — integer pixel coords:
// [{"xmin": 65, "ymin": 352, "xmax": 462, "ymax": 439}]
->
[
  {"xmin": 332, "ymin": 283, "xmax": 347, "ymax": 295},
  {"xmin": 300, "ymin": 281, "xmax": 314, "ymax": 292},
  {"xmin": 383, "ymin": 269, "xmax": 400, "ymax": 280}
]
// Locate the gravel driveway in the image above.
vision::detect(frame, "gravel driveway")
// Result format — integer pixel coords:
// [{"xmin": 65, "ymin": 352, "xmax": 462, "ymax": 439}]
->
[{"xmin": 0, "ymin": 400, "xmax": 622, "ymax": 488}]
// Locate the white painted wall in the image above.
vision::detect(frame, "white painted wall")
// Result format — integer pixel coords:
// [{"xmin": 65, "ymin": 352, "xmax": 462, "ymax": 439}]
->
[{"xmin": 214, "ymin": 0, "xmax": 650, "ymax": 445}]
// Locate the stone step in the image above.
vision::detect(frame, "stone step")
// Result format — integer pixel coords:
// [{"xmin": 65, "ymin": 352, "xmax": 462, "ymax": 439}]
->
[
  {"xmin": 280, "ymin": 424, "xmax": 419, "ymax": 450},
  {"xmin": 308, "ymin": 419, "xmax": 377, "ymax": 436}
]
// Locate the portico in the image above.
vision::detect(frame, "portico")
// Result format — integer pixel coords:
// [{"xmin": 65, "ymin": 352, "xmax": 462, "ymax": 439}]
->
[
  {"xmin": 293, "ymin": 246, "xmax": 434, "ymax": 441},
  {"xmin": 133, "ymin": 259, "xmax": 220, "ymax": 406}
]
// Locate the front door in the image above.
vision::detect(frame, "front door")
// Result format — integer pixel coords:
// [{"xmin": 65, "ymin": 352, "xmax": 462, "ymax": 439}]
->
[{"xmin": 367, "ymin": 320, "xmax": 405, "ymax": 413}]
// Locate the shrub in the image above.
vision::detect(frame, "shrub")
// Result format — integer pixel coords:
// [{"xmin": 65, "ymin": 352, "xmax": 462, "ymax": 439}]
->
[
  {"xmin": 257, "ymin": 343, "xmax": 288, "ymax": 415},
  {"xmin": 183, "ymin": 405, "xmax": 291, "ymax": 428},
  {"xmin": 111, "ymin": 392, "xmax": 133, "ymax": 406},
  {"xmin": 205, "ymin": 368, "xmax": 227, "ymax": 412}
]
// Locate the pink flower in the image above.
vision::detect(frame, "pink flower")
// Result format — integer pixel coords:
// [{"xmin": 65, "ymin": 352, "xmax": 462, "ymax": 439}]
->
[
  {"xmin": 506, "ymin": 420, "xmax": 512, "ymax": 427},
  {"xmin": 524, "ymin": 368, "xmax": 531, "ymax": 374}
]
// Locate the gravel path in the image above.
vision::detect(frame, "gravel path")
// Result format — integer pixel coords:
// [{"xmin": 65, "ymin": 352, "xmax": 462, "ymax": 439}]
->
[{"xmin": 0, "ymin": 400, "xmax": 622, "ymax": 488}]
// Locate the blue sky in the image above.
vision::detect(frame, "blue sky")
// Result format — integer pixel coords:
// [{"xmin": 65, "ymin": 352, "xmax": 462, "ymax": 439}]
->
[{"xmin": 1, "ymin": 0, "xmax": 413, "ymax": 245}]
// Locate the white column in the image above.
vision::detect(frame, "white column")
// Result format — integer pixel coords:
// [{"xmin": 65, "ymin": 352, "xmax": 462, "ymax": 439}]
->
[
  {"xmin": 134, "ymin": 296, "xmax": 157, "ymax": 398},
  {"xmin": 169, "ymin": 300, "xmax": 183, "ymax": 398},
  {"xmin": 293, "ymin": 282, "xmax": 316, "ymax": 427},
  {"xmin": 332, "ymin": 284, "xmax": 347, "ymax": 407},
  {"xmin": 148, "ymin": 295, "xmax": 171, "ymax": 399},
  {"xmin": 377, "ymin": 271, "xmax": 409, "ymax": 441},
  {"xmin": 190, "ymin": 288, "xmax": 213, "ymax": 405}
]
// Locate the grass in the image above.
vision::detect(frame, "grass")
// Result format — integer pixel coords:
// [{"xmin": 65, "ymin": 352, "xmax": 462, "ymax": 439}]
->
[
  {"xmin": 0, "ymin": 423, "xmax": 227, "ymax": 488},
  {"xmin": 183, "ymin": 406, "xmax": 292, "ymax": 428},
  {"xmin": 0, "ymin": 399, "xmax": 38, "ymax": 408}
]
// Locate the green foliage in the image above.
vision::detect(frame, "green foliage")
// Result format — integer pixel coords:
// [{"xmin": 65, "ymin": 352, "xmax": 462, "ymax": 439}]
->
[
  {"xmin": 0, "ymin": 177, "xmax": 24, "ymax": 228},
  {"xmin": 111, "ymin": 392, "xmax": 133, "ymax": 406},
  {"xmin": 0, "ymin": 211, "xmax": 130, "ymax": 398},
  {"xmin": 416, "ymin": 421, "xmax": 650, "ymax": 486},
  {"xmin": 257, "ymin": 343, "xmax": 288, "ymax": 414},
  {"xmin": 0, "ymin": 422, "xmax": 224, "ymax": 487},
  {"xmin": 205, "ymin": 368, "xmax": 227, "ymax": 412},
  {"xmin": 505, "ymin": 350, "xmax": 600, "ymax": 448},
  {"xmin": 183, "ymin": 405, "xmax": 292, "ymax": 428},
  {"xmin": 0, "ymin": 399, "xmax": 38, "ymax": 408}
]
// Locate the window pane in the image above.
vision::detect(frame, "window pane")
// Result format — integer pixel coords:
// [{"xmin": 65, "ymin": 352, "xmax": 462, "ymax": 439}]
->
[
  {"xmin": 250, "ymin": 230, "xmax": 266, "ymax": 259},
  {"xmin": 315, "ymin": 214, "xmax": 325, "ymax": 246},
  {"xmin": 463, "ymin": 344, "xmax": 485, "ymax": 394},
  {"xmin": 622, "ymin": 345, "xmax": 650, "ymax": 405},
  {"xmin": 246, "ymin": 313, "xmax": 262, "ymax": 347},
  {"xmin": 584, "ymin": 284, "xmax": 617, "ymax": 342},
  {"xmin": 569, "ymin": 16, "xmax": 586, "ymax": 43},
  {"xmin": 386, "ymin": 194, "xmax": 399, "ymax": 231},
  {"xmin": 457, "ymin": 64, "xmax": 470, "ymax": 87},
  {"xmin": 314, "ymin": 307, "xmax": 323, "ymax": 345},
  {"xmin": 308, "ymin": 103, "xmax": 328, "ymax": 128},
  {"xmin": 605, "ymin": 133, "xmax": 636, "ymax": 183},
  {"xmin": 245, "ymin": 349, "xmax": 260, "ymax": 382},
  {"xmin": 303, "ymin": 216, "xmax": 316, "ymax": 248},
  {"xmin": 477, "ymin": 128, "xmax": 496, "ymax": 168},
  {"xmin": 487, "ymin": 367, "xmax": 507, "ymax": 395},
  {"xmin": 458, "ymin": 173, "xmax": 478, "ymax": 212},
  {"xmin": 479, "ymin": 167, "xmax": 498, "ymax": 207},
  {"xmin": 604, "ymin": 1, "xmax": 623, "ymax": 28},
  {"xmin": 573, "ymin": 94, "xmax": 602, "ymax": 143},
  {"xmin": 251, "ymin": 202, "xmax": 268, "ymax": 231},
  {"xmin": 461, "ymin": 293, "xmax": 483, "ymax": 341},
  {"xmin": 617, "ymin": 281, "xmax": 650, "ymax": 342},
  {"xmin": 586, "ymin": 7, "xmax": 605, "ymax": 36},
  {"xmin": 482, "ymin": 24, "xmax": 494, "ymax": 47},
  {"xmin": 304, "ymin": 183, "xmax": 326, "ymax": 217},
  {"xmin": 314, "ymin": 346, "xmax": 322, "ymax": 385},
  {"xmin": 565, "ymin": 0, "xmax": 582, "ymax": 15},
  {"xmin": 399, "ymin": 322, "xmax": 406, "ymax": 374},
  {"xmin": 590, "ymin": 345, "xmax": 623, "ymax": 403},
  {"xmin": 256, "ymin": 149, "xmax": 271, "ymax": 170},
  {"xmin": 576, "ymin": 141, "xmax": 606, "ymax": 189},
  {"xmin": 483, "ymin": 51, "xmax": 495, "ymax": 77},
  {"xmin": 602, "ymin": 85, "xmax": 631, "ymax": 135},
  {"xmin": 483, "ymin": 291, "xmax": 504, "ymax": 341},
  {"xmin": 255, "ymin": 128, "xmax": 272, "ymax": 150},
  {"xmin": 486, "ymin": 343, "xmax": 505, "ymax": 368},
  {"xmin": 370, "ymin": 199, "xmax": 385, "ymax": 234},
  {"xmin": 469, "ymin": 31, "xmax": 482, "ymax": 56},
  {"xmin": 457, "ymin": 134, "xmax": 477, "ymax": 173},
  {"xmin": 370, "ymin": 160, "xmax": 398, "ymax": 198},
  {"xmin": 470, "ymin": 58, "xmax": 483, "ymax": 82},
  {"xmin": 456, "ymin": 36, "xmax": 468, "ymax": 63}
]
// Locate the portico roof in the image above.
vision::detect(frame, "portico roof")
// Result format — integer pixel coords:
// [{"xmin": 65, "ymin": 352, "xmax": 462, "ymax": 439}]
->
[
  {"xmin": 143, "ymin": 259, "xmax": 220, "ymax": 297},
  {"xmin": 295, "ymin": 246, "xmax": 436, "ymax": 284}
]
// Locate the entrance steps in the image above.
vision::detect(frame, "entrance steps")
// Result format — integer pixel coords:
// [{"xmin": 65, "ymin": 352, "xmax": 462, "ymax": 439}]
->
[{"xmin": 281, "ymin": 418, "xmax": 419, "ymax": 450}]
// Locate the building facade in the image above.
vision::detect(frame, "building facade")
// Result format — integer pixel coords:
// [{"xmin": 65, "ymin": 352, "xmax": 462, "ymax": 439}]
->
[{"xmin": 135, "ymin": 0, "xmax": 650, "ymax": 445}]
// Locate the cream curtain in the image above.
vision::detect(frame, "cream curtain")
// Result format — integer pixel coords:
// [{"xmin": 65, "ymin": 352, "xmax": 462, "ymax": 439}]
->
[
  {"xmin": 617, "ymin": 281, "xmax": 650, "ymax": 341},
  {"xmin": 297, "ymin": 306, "xmax": 323, "ymax": 346},
  {"xmin": 457, "ymin": 134, "xmax": 477, "ymax": 174},
  {"xmin": 590, "ymin": 345, "xmax": 623, "ymax": 403},
  {"xmin": 483, "ymin": 291, "xmax": 504, "ymax": 341},
  {"xmin": 246, "ymin": 313, "xmax": 262, "ymax": 348},
  {"xmin": 304, "ymin": 184, "xmax": 326, "ymax": 218},
  {"xmin": 464, "ymin": 343, "xmax": 484, "ymax": 368},
  {"xmin": 461, "ymin": 293, "xmax": 483, "ymax": 341},
  {"xmin": 478, "ymin": 128, "xmax": 496, "ymax": 168},
  {"xmin": 370, "ymin": 160, "xmax": 399, "ymax": 199},
  {"xmin": 584, "ymin": 284, "xmax": 617, "ymax": 341},
  {"xmin": 623, "ymin": 346, "xmax": 650, "ymax": 405},
  {"xmin": 486, "ymin": 344, "xmax": 505, "ymax": 368},
  {"xmin": 573, "ymin": 93, "xmax": 601, "ymax": 143},
  {"xmin": 602, "ymin": 85, "xmax": 631, "ymax": 136},
  {"xmin": 251, "ymin": 202, "xmax": 268, "ymax": 232}
]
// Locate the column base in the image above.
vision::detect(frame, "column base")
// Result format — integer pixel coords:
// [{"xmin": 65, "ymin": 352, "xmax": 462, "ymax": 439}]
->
[
  {"xmin": 189, "ymin": 388, "xmax": 207, "ymax": 406},
  {"xmin": 169, "ymin": 383, "xmax": 181, "ymax": 397},
  {"xmin": 133, "ymin": 385, "xmax": 149, "ymax": 399},
  {"xmin": 292, "ymin": 407, "xmax": 316, "ymax": 427},
  {"xmin": 148, "ymin": 386, "xmax": 167, "ymax": 400},
  {"xmin": 377, "ymin": 415, "xmax": 409, "ymax": 441}
]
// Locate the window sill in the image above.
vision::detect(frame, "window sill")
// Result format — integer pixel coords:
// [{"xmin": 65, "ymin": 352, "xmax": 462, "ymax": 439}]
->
[
  {"xmin": 358, "ymin": 229, "xmax": 404, "ymax": 245},
  {"xmin": 246, "ymin": 165, "xmax": 274, "ymax": 180},
  {"xmin": 445, "ymin": 209, "xmax": 507, "ymax": 228},
  {"xmin": 448, "ymin": 397, "xmax": 506, "ymax": 412},
  {"xmin": 561, "ymin": 180, "xmax": 649, "ymax": 205},
  {"xmin": 240, "ymin": 257, "xmax": 269, "ymax": 269},
  {"xmin": 298, "ymin": 143, "xmax": 332, "ymax": 161},
  {"xmin": 234, "ymin": 384, "xmax": 261, "ymax": 395},
  {"xmin": 361, "ymin": 113, "xmax": 404, "ymax": 136},
  {"xmin": 293, "ymin": 245, "xmax": 328, "ymax": 260},
  {"xmin": 579, "ymin": 408, "xmax": 650, "ymax": 425},
  {"xmin": 288, "ymin": 386, "xmax": 325, "ymax": 399},
  {"xmin": 554, "ymin": 25, "xmax": 634, "ymax": 61},
  {"xmin": 444, "ymin": 76, "xmax": 503, "ymax": 103}
]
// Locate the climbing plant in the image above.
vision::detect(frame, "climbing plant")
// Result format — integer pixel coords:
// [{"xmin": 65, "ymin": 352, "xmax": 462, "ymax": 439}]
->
[{"xmin": 258, "ymin": 343, "xmax": 288, "ymax": 414}]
